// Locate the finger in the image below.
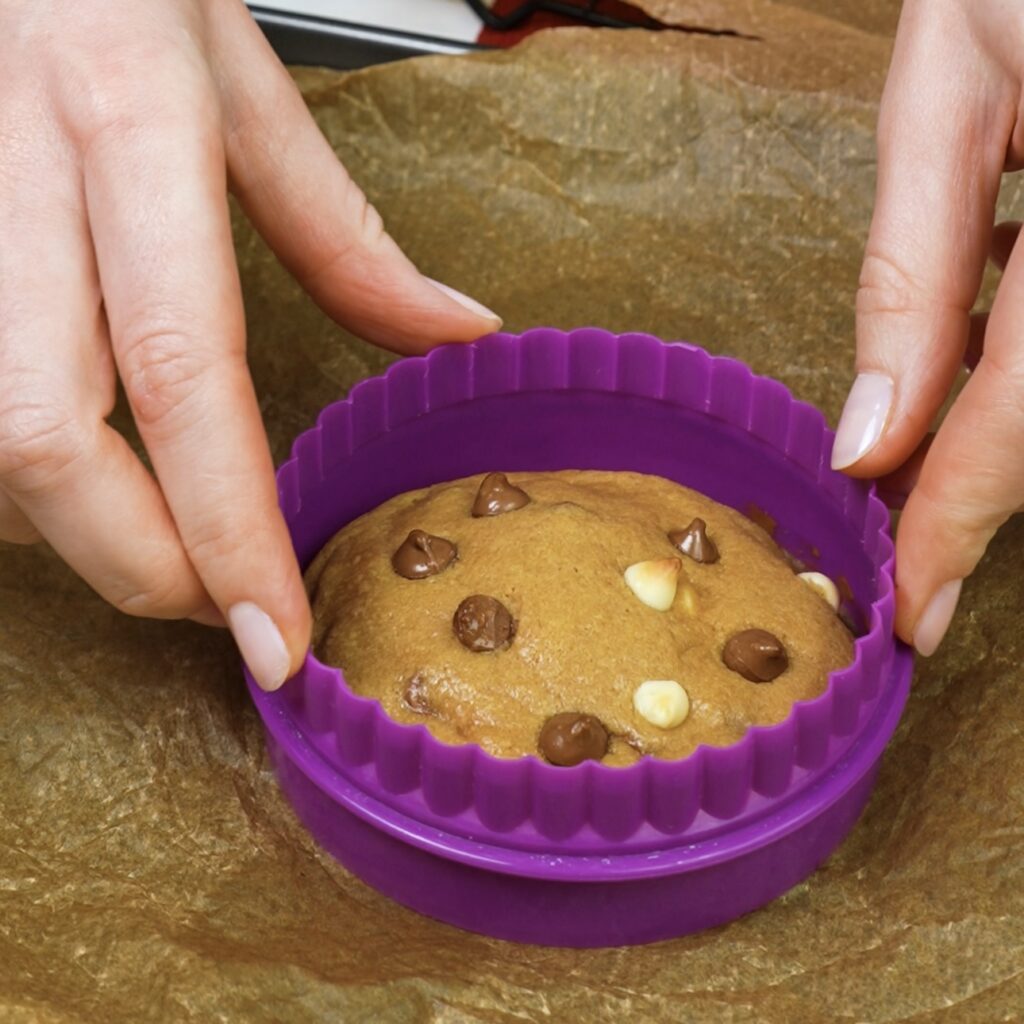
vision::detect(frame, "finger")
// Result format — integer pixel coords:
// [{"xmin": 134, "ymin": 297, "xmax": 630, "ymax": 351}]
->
[
  {"xmin": 0, "ymin": 321, "xmax": 213, "ymax": 619},
  {"xmin": 893, "ymin": 236, "xmax": 1024, "ymax": 654},
  {"xmin": 0, "ymin": 115, "xmax": 210, "ymax": 614},
  {"xmin": 834, "ymin": 3, "xmax": 1015, "ymax": 477},
  {"xmin": 0, "ymin": 315, "xmax": 212, "ymax": 617},
  {"xmin": 80, "ymin": 64, "xmax": 309, "ymax": 690},
  {"xmin": 209, "ymin": 1, "xmax": 501, "ymax": 355},
  {"xmin": 0, "ymin": 488, "xmax": 40, "ymax": 544}
]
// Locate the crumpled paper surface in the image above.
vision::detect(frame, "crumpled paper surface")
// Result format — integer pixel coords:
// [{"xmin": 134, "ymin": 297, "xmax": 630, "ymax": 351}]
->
[
  {"xmin": 3, "ymin": 5, "xmax": 1024, "ymax": 1021},
  {"xmin": 642, "ymin": 0, "xmax": 900, "ymax": 37}
]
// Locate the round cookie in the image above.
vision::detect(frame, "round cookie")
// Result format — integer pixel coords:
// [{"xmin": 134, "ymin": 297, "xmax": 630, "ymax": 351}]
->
[{"xmin": 305, "ymin": 470, "xmax": 853, "ymax": 765}]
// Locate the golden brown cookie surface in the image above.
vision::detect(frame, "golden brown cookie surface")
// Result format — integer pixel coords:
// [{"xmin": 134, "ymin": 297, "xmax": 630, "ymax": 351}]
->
[{"xmin": 306, "ymin": 471, "xmax": 853, "ymax": 765}]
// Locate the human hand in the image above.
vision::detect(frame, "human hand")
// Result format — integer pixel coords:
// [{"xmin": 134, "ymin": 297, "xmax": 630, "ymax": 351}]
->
[
  {"xmin": 831, "ymin": 0, "xmax": 1023, "ymax": 656},
  {"xmin": 0, "ymin": 0, "xmax": 501, "ymax": 689}
]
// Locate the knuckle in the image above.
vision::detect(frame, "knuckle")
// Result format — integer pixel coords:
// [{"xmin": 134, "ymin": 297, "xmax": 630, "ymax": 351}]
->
[
  {"xmin": 66, "ymin": 48, "xmax": 162, "ymax": 146},
  {"xmin": 856, "ymin": 250, "xmax": 927, "ymax": 319},
  {"xmin": 913, "ymin": 480, "xmax": 982, "ymax": 531},
  {"xmin": 60, "ymin": 32, "xmax": 218, "ymax": 150},
  {"xmin": 305, "ymin": 184, "xmax": 387, "ymax": 289},
  {"xmin": 353, "ymin": 189, "xmax": 386, "ymax": 249},
  {"xmin": 857, "ymin": 249, "xmax": 967, "ymax": 323},
  {"xmin": 183, "ymin": 518, "xmax": 284, "ymax": 589},
  {"xmin": 223, "ymin": 105, "xmax": 263, "ymax": 165},
  {"xmin": 979, "ymin": 350, "xmax": 1024, "ymax": 421},
  {"xmin": 911, "ymin": 456, "xmax": 1011, "ymax": 549},
  {"xmin": 0, "ymin": 385, "xmax": 87, "ymax": 494},
  {"xmin": 184, "ymin": 520, "xmax": 246, "ymax": 573},
  {"xmin": 119, "ymin": 327, "xmax": 212, "ymax": 430}
]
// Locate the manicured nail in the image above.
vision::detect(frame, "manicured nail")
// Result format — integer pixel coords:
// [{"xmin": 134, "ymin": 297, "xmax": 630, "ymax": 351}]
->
[
  {"xmin": 227, "ymin": 602, "xmax": 291, "ymax": 691},
  {"xmin": 913, "ymin": 579, "xmax": 963, "ymax": 657},
  {"xmin": 831, "ymin": 373, "xmax": 894, "ymax": 469},
  {"xmin": 426, "ymin": 278, "xmax": 502, "ymax": 326}
]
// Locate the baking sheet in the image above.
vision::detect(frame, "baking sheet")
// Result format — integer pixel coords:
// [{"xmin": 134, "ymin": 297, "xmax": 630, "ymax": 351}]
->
[{"xmin": 3, "ymin": 3, "xmax": 1024, "ymax": 1020}]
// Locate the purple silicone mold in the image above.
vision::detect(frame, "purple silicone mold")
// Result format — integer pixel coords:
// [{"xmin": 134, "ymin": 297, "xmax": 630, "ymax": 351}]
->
[{"xmin": 247, "ymin": 328, "xmax": 912, "ymax": 945}]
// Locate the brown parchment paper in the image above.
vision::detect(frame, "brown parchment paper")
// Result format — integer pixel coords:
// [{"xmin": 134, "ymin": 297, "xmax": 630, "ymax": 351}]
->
[
  {"xmin": 642, "ymin": 0, "xmax": 901, "ymax": 38},
  {"xmin": 4, "ymin": 6, "xmax": 1024, "ymax": 1022}
]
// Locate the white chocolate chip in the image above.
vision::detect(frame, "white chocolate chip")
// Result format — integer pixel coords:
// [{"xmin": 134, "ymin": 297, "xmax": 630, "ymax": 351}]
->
[
  {"xmin": 633, "ymin": 680, "xmax": 690, "ymax": 729},
  {"xmin": 679, "ymin": 584, "xmax": 698, "ymax": 616},
  {"xmin": 623, "ymin": 558, "xmax": 681, "ymax": 611},
  {"xmin": 798, "ymin": 571, "xmax": 840, "ymax": 612}
]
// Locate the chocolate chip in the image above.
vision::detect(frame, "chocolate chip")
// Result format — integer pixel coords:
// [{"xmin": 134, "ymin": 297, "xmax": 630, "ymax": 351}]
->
[
  {"xmin": 722, "ymin": 628, "xmax": 789, "ymax": 682},
  {"xmin": 391, "ymin": 529, "xmax": 457, "ymax": 579},
  {"xmin": 669, "ymin": 517, "xmax": 719, "ymax": 564},
  {"xmin": 471, "ymin": 472, "xmax": 530, "ymax": 517},
  {"xmin": 453, "ymin": 595, "xmax": 516, "ymax": 652},
  {"xmin": 402, "ymin": 673, "xmax": 434, "ymax": 715},
  {"xmin": 538, "ymin": 712, "xmax": 609, "ymax": 767}
]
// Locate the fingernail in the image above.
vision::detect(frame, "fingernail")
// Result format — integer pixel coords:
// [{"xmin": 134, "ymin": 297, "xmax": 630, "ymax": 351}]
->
[
  {"xmin": 831, "ymin": 373, "xmax": 894, "ymax": 469},
  {"xmin": 227, "ymin": 602, "xmax": 291, "ymax": 691},
  {"xmin": 426, "ymin": 278, "xmax": 502, "ymax": 326},
  {"xmin": 913, "ymin": 579, "xmax": 963, "ymax": 657}
]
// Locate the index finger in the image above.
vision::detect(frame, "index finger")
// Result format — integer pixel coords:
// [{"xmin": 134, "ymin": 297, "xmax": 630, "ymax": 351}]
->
[
  {"xmin": 81, "ymin": 77, "xmax": 309, "ymax": 690},
  {"xmin": 834, "ymin": 1, "xmax": 1015, "ymax": 475}
]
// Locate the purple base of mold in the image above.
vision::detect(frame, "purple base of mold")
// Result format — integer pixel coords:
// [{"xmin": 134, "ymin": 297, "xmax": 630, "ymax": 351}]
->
[
  {"xmin": 263, "ymin": 645, "xmax": 909, "ymax": 946},
  {"xmin": 248, "ymin": 328, "xmax": 912, "ymax": 947}
]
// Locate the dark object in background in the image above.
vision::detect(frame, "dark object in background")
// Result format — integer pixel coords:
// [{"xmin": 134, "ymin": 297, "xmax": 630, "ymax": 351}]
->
[
  {"xmin": 470, "ymin": 0, "xmax": 663, "ymax": 43},
  {"xmin": 248, "ymin": 5, "xmax": 482, "ymax": 70},
  {"xmin": 469, "ymin": 0, "xmax": 661, "ymax": 29},
  {"xmin": 249, "ymin": 0, "xmax": 670, "ymax": 71},
  {"xmin": 474, "ymin": 0, "xmax": 752, "ymax": 46}
]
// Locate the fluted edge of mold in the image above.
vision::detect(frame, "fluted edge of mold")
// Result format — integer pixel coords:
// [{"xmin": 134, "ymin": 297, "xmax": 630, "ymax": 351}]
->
[{"xmin": 257, "ymin": 328, "xmax": 898, "ymax": 852}]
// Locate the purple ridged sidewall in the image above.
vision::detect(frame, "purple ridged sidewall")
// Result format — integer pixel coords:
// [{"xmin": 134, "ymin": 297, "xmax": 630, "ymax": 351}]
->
[{"xmin": 247, "ymin": 329, "xmax": 912, "ymax": 945}]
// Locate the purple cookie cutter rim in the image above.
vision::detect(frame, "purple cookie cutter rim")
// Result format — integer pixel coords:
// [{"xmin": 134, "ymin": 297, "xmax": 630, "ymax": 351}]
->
[{"xmin": 248, "ymin": 328, "xmax": 906, "ymax": 864}]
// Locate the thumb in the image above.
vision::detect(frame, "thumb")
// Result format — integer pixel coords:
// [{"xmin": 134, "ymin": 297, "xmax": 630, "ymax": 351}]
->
[{"xmin": 212, "ymin": 2, "xmax": 501, "ymax": 355}]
